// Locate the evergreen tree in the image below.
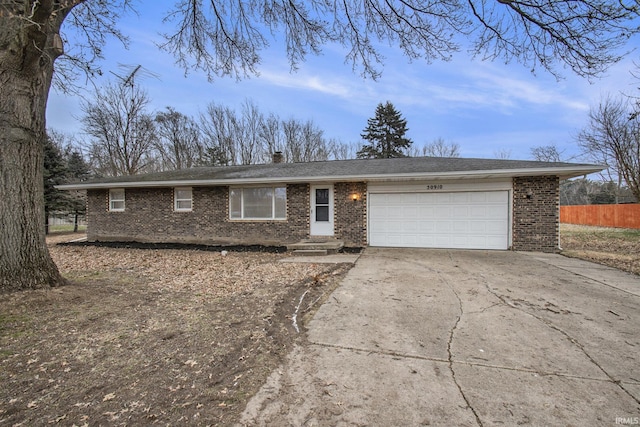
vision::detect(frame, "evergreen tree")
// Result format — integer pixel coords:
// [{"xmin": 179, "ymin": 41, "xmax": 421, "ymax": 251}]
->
[
  {"xmin": 357, "ymin": 102, "xmax": 412, "ymax": 159},
  {"xmin": 43, "ymin": 136, "xmax": 71, "ymax": 235},
  {"xmin": 66, "ymin": 151, "xmax": 92, "ymax": 232}
]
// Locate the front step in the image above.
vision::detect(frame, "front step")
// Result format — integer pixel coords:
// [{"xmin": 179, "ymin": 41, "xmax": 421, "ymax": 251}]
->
[
  {"xmin": 287, "ymin": 239, "xmax": 344, "ymax": 255},
  {"xmin": 291, "ymin": 249, "xmax": 329, "ymax": 256}
]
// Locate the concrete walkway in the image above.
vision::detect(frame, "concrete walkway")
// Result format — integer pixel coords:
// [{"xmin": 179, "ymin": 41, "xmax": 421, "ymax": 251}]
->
[{"xmin": 240, "ymin": 248, "xmax": 640, "ymax": 426}]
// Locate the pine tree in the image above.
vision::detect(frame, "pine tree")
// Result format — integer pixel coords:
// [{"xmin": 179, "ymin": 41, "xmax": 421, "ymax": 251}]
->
[
  {"xmin": 357, "ymin": 102, "xmax": 413, "ymax": 159},
  {"xmin": 43, "ymin": 136, "xmax": 71, "ymax": 235},
  {"xmin": 66, "ymin": 151, "xmax": 92, "ymax": 232}
]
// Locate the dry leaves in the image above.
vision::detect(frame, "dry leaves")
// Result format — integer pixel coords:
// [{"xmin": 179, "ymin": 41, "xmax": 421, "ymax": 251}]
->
[
  {"xmin": 49, "ymin": 236, "xmax": 327, "ymax": 298},
  {"xmin": 0, "ymin": 234, "xmax": 351, "ymax": 426}
]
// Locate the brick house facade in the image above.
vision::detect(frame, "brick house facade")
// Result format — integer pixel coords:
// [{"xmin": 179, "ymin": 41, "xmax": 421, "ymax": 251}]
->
[
  {"xmin": 88, "ymin": 182, "xmax": 371, "ymax": 247},
  {"xmin": 86, "ymin": 176, "xmax": 562, "ymax": 252},
  {"xmin": 62, "ymin": 157, "xmax": 600, "ymax": 253}
]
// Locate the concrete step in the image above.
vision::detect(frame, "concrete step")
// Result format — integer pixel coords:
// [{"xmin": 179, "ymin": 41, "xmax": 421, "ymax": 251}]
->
[
  {"xmin": 292, "ymin": 249, "xmax": 329, "ymax": 256},
  {"xmin": 287, "ymin": 240, "xmax": 344, "ymax": 253}
]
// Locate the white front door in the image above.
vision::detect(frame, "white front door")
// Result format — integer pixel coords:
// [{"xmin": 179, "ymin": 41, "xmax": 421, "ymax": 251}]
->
[{"xmin": 310, "ymin": 185, "xmax": 334, "ymax": 236}]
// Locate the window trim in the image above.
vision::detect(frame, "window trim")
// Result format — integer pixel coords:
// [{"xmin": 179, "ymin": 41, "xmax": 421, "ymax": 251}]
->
[
  {"xmin": 229, "ymin": 186, "xmax": 286, "ymax": 220},
  {"xmin": 174, "ymin": 187, "xmax": 193, "ymax": 212},
  {"xmin": 109, "ymin": 188, "xmax": 125, "ymax": 212}
]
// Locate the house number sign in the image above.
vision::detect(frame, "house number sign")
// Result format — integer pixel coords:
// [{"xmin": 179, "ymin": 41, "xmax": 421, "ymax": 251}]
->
[{"xmin": 425, "ymin": 184, "xmax": 444, "ymax": 191}]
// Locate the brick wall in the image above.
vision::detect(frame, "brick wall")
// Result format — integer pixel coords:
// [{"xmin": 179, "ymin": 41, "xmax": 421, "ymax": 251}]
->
[
  {"xmin": 334, "ymin": 182, "xmax": 367, "ymax": 247},
  {"xmin": 512, "ymin": 176, "xmax": 560, "ymax": 252},
  {"xmin": 87, "ymin": 184, "xmax": 309, "ymax": 246},
  {"xmin": 87, "ymin": 177, "xmax": 561, "ymax": 252}
]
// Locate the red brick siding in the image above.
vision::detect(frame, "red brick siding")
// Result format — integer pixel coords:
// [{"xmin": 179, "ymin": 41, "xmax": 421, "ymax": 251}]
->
[
  {"xmin": 87, "ymin": 184, "xmax": 309, "ymax": 245},
  {"xmin": 334, "ymin": 182, "xmax": 367, "ymax": 247},
  {"xmin": 512, "ymin": 176, "xmax": 560, "ymax": 252},
  {"xmin": 87, "ymin": 177, "xmax": 561, "ymax": 252}
]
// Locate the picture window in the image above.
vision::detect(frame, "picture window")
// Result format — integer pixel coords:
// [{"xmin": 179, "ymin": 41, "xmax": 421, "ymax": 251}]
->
[{"xmin": 229, "ymin": 187, "xmax": 286, "ymax": 220}]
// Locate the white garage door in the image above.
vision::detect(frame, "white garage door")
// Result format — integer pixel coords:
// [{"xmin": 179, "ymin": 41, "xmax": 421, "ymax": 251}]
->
[{"xmin": 369, "ymin": 191, "xmax": 509, "ymax": 250}]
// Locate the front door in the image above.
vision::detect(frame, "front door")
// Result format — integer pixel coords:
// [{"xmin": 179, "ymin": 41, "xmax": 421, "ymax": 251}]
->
[{"xmin": 310, "ymin": 185, "xmax": 334, "ymax": 236}]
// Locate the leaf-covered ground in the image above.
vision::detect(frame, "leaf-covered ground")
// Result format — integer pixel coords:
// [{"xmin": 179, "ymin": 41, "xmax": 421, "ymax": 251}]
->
[
  {"xmin": 0, "ymin": 234, "xmax": 352, "ymax": 426},
  {"xmin": 560, "ymin": 224, "xmax": 640, "ymax": 275}
]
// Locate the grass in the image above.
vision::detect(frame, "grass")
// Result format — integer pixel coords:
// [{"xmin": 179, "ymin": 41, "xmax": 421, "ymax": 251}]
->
[
  {"xmin": 561, "ymin": 224, "xmax": 640, "ymax": 240},
  {"xmin": 48, "ymin": 224, "xmax": 87, "ymax": 233},
  {"xmin": 560, "ymin": 224, "xmax": 640, "ymax": 275}
]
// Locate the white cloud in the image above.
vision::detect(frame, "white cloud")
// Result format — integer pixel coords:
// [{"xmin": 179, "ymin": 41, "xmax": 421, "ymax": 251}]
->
[{"xmin": 258, "ymin": 69, "xmax": 353, "ymax": 98}]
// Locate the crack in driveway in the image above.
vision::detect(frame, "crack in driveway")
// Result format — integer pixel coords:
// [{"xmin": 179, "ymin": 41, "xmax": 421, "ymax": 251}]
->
[
  {"xmin": 443, "ymin": 253, "xmax": 484, "ymax": 427},
  {"xmin": 466, "ymin": 259, "xmax": 640, "ymax": 407}
]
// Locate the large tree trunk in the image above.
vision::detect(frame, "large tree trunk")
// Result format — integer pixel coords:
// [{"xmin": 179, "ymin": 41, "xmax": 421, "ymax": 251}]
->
[{"xmin": 0, "ymin": 2, "xmax": 67, "ymax": 291}]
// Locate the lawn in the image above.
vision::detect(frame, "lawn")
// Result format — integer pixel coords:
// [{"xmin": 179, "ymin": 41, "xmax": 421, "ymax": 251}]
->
[
  {"xmin": 560, "ymin": 224, "xmax": 640, "ymax": 275},
  {"xmin": 1, "ymin": 226, "xmax": 636, "ymax": 426},
  {"xmin": 0, "ymin": 234, "xmax": 352, "ymax": 426}
]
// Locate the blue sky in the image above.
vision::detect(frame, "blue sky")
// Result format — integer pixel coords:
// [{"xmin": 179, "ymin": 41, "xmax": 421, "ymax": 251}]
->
[{"xmin": 47, "ymin": 2, "xmax": 640, "ymax": 162}]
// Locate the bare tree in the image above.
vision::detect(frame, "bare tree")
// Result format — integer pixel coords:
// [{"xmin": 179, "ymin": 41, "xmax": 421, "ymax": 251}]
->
[
  {"xmin": 494, "ymin": 149, "xmax": 512, "ymax": 160},
  {"xmin": 282, "ymin": 118, "xmax": 330, "ymax": 162},
  {"xmin": 530, "ymin": 144, "xmax": 565, "ymax": 162},
  {"xmin": 162, "ymin": 1, "xmax": 639, "ymax": 80},
  {"xmin": 290, "ymin": 119, "xmax": 328, "ymax": 162},
  {"xmin": 416, "ymin": 138, "xmax": 461, "ymax": 157},
  {"xmin": 237, "ymin": 100, "xmax": 264, "ymax": 165},
  {"xmin": 260, "ymin": 113, "xmax": 285, "ymax": 161},
  {"xmin": 2, "ymin": 0, "xmax": 639, "ymax": 290},
  {"xmin": 81, "ymin": 78, "xmax": 157, "ymax": 176},
  {"xmin": 200, "ymin": 103, "xmax": 237, "ymax": 166},
  {"xmin": 155, "ymin": 107, "xmax": 203, "ymax": 170},
  {"xmin": 328, "ymin": 139, "xmax": 358, "ymax": 160},
  {"xmin": 577, "ymin": 95, "xmax": 640, "ymax": 202},
  {"xmin": 200, "ymin": 101, "xmax": 264, "ymax": 166}
]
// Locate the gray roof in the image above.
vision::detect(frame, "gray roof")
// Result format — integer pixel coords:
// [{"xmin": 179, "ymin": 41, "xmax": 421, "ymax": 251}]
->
[{"xmin": 57, "ymin": 156, "xmax": 603, "ymax": 190}]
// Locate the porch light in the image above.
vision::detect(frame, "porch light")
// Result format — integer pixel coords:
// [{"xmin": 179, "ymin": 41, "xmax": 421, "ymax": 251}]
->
[{"xmin": 351, "ymin": 193, "xmax": 359, "ymax": 202}]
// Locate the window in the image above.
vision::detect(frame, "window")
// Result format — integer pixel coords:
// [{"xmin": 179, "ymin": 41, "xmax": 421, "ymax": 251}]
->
[
  {"xmin": 174, "ymin": 187, "xmax": 193, "ymax": 212},
  {"xmin": 109, "ymin": 189, "xmax": 125, "ymax": 211},
  {"xmin": 230, "ymin": 187, "xmax": 286, "ymax": 220},
  {"xmin": 315, "ymin": 188, "xmax": 330, "ymax": 221}
]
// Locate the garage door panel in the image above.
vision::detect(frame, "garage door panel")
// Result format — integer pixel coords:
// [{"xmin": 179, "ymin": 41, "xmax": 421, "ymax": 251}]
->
[
  {"xmin": 417, "ymin": 193, "xmax": 436, "ymax": 203},
  {"xmin": 470, "ymin": 206, "xmax": 486, "ymax": 217},
  {"xmin": 452, "ymin": 206, "xmax": 468, "ymax": 217},
  {"xmin": 435, "ymin": 207, "xmax": 450, "ymax": 217},
  {"xmin": 485, "ymin": 191, "xmax": 508, "ymax": 202},
  {"xmin": 387, "ymin": 208, "xmax": 407, "ymax": 219},
  {"xmin": 402, "ymin": 207, "xmax": 418, "ymax": 218},
  {"xmin": 470, "ymin": 192, "xmax": 488, "ymax": 202},
  {"xmin": 369, "ymin": 191, "xmax": 509, "ymax": 250},
  {"xmin": 418, "ymin": 206, "xmax": 435, "ymax": 216},
  {"xmin": 452, "ymin": 222, "xmax": 468, "ymax": 233},
  {"xmin": 418, "ymin": 221, "xmax": 436, "ymax": 232},
  {"xmin": 486, "ymin": 206, "xmax": 508, "ymax": 218},
  {"xmin": 451, "ymin": 193, "xmax": 471, "ymax": 204}
]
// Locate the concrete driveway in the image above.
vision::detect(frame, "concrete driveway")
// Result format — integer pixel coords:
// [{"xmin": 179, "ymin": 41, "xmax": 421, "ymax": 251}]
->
[{"xmin": 240, "ymin": 248, "xmax": 640, "ymax": 426}]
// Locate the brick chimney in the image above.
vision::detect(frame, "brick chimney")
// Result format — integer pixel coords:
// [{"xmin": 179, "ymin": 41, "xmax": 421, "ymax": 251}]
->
[{"xmin": 272, "ymin": 151, "xmax": 283, "ymax": 164}]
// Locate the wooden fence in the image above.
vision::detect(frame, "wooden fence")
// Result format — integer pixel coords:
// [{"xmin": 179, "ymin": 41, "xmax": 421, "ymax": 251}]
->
[{"xmin": 560, "ymin": 204, "xmax": 640, "ymax": 229}]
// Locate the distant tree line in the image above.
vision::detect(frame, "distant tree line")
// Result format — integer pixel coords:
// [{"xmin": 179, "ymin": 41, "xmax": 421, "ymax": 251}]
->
[{"xmin": 77, "ymin": 75, "xmax": 358, "ymax": 177}]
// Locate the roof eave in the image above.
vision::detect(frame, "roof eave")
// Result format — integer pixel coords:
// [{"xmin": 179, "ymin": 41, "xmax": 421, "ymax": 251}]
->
[{"xmin": 55, "ymin": 165, "xmax": 604, "ymax": 191}]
